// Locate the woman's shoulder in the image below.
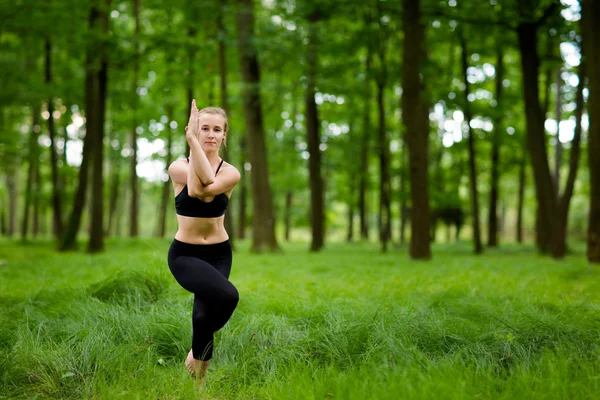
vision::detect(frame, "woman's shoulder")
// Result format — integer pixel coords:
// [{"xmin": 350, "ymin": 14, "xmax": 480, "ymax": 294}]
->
[{"xmin": 219, "ymin": 161, "xmax": 241, "ymax": 180}]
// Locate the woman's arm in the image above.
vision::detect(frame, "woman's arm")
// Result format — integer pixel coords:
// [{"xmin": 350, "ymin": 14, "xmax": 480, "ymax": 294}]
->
[
  {"xmin": 190, "ymin": 165, "xmax": 241, "ymax": 198},
  {"xmin": 185, "ymin": 99, "xmax": 215, "ymax": 185},
  {"xmin": 187, "ymin": 134, "xmax": 215, "ymax": 186}
]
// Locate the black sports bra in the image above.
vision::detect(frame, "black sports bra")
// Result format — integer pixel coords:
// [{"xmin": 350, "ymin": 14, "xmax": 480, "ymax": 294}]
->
[{"xmin": 175, "ymin": 158, "xmax": 229, "ymax": 218}]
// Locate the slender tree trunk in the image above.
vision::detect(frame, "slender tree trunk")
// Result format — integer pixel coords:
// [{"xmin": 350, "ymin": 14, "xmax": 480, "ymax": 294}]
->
[
  {"xmin": 237, "ymin": 140, "xmax": 247, "ymax": 240},
  {"xmin": 129, "ymin": 0, "xmax": 140, "ymax": 238},
  {"xmin": 46, "ymin": 39, "xmax": 63, "ymax": 241},
  {"xmin": 553, "ymin": 68, "xmax": 563, "ymax": 199},
  {"xmin": 517, "ymin": 13, "xmax": 559, "ymax": 255},
  {"xmin": 376, "ymin": 80, "xmax": 391, "ymax": 252},
  {"xmin": 235, "ymin": 0, "xmax": 279, "ymax": 252},
  {"xmin": 157, "ymin": 105, "xmax": 175, "ymax": 238},
  {"xmin": 107, "ymin": 150, "xmax": 121, "ymax": 236},
  {"xmin": 553, "ymin": 58, "xmax": 585, "ymax": 258},
  {"xmin": 6, "ymin": 174, "xmax": 17, "ymax": 237},
  {"xmin": 399, "ymin": 131, "xmax": 408, "ymax": 244},
  {"xmin": 87, "ymin": 0, "xmax": 110, "ymax": 253},
  {"xmin": 217, "ymin": 0, "xmax": 235, "ymax": 247},
  {"xmin": 61, "ymin": 0, "xmax": 108, "ymax": 251},
  {"xmin": 582, "ymin": 0, "xmax": 600, "ymax": 263},
  {"xmin": 21, "ymin": 105, "xmax": 40, "ymax": 241},
  {"xmin": 516, "ymin": 152, "xmax": 526, "ymax": 243},
  {"xmin": 0, "ymin": 192, "xmax": 6, "ymax": 236},
  {"xmin": 305, "ymin": 10, "xmax": 324, "ymax": 252},
  {"xmin": 402, "ymin": 0, "xmax": 431, "ymax": 259},
  {"xmin": 488, "ymin": 50, "xmax": 504, "ymax": 247},
  {"xmin": 32, "ymin": 162, "xmax": 41, "ymax": 237},
  {"xmin": 460, "ymin": 34, "xmax": 482, "ymax": 254},
  {"xmin": 359, "ymin": 50, "xmax": 372, "ymax": 240},
  {"xmin": 285, "ymin": 190, "xmax": 292, "ymax": 241}
]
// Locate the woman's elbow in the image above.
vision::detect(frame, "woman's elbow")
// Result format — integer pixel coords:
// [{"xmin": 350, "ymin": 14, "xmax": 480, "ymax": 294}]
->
[{"xmin": 201, "ymin": 178, "xmax": 215, "ymax": 186}]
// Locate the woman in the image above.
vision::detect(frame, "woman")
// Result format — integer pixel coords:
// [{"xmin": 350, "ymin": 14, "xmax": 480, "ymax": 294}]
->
[{"xmin": 167, "ymin": 100, "xmax": 241, "ymax": 381}]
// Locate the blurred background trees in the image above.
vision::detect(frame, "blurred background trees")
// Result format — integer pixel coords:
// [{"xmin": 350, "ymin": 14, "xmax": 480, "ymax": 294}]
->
[{"xmin": 0, "ymin": 0, "xmax": 596, "ymax": 262}]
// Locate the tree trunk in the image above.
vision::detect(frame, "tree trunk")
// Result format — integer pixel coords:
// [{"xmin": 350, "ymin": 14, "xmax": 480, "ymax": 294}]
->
[
  {"xmin": 129, "ymin": 0, "xmax": 140, "ymax": 238},
  {"xmin": 305, "ymin": 10, "xmax": 324, "ymax": 252},
  {"xmin": 285, "ymin": 190, "xmax": 292, "ymax": 241},
  {"xmin": 516, "ymin": 152, "xmax": 526, "ymax": 244},
  {"xmin": 61, "ymin": 0, "xmax": 107, "ymax": 251},
  {"xmin": 359, "ymin": 50, "xmax": 372, "ymax": 241},
  {"xmin": 582, "ymin": 0, "xmax": 600, "ymax": 263},
  {"xmin": 376, "ymin": 80, "xmax": 391, "ymax": 252},
  {"xmin": 488, "ymin": 50, "xmax": 504, "ymax": 247},
  {"xmin": 87, "ymin": 0, "xmax": 111, "ymax": 253},
  {"xmin": 553, "ymin": 68, "xmax": 563, "ymax": 199},
  {"xmin": 235, "ymin": 0, "xmax": 279, "ymax": 252},
  {"xmin": 517, "ymin": 17, "xmax": 558, "ymax": 255},
  {"xmin": 399, "ymin": 131, "xmax": 408, "ymax": 244},
  {"xmin": 553, "ymin": 59, "xmax": 585, "ymax": 258},
  {"xmin": 6, "ymin": 173, "xmax": 17, "ymax": 237},
  {"xmin": 237, "ymin": 140, "xmax": 248, "ymax": 240},
  {"xmin": 0, "ymin": 191, "xmax": 6, "ymax": 236},
  {"xmin": 107, "ymin": 149, "xmax": 121, "ymax": 236},
  {"xmin": 46, "ymin": 39, "xmax": 63, "ymax": 241},
  {"xmin": 460, "ymin": 33, "xmax": 482, "ymax": 254},
  {"xmin": 32, "ymin": 161, "xmax": 41, "ymax": 237},
  {"xmin": 402, "ymin": 0, "xmax": 431, "ymax": 259},
  {"xmin": 217, "ymin": 0, "xmax": 235, "ymax": 248},
  {"xmin": 21, "ymin": 105, "xmax": 41, "ymax": 241},
  {"xmin": 157, "ymin": 105, "xmax": 175, "ymax": 238}
]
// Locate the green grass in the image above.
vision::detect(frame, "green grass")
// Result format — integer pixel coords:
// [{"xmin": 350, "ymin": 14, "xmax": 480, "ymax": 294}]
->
[{"xmin": 1, "ymin": 238, "xmax": 599, "ymax": 399}]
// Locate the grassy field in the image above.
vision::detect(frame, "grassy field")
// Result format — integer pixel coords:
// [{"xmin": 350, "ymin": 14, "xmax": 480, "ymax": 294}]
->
[{"xmin": 1, "ymin": 238, "xmax": 599, "ymax": 399}]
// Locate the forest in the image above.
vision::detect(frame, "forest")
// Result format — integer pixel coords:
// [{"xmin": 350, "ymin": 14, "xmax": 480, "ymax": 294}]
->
[
  {"xmin": 0, "ymin": 0, "xmax": 598, "ymax": 261},
  {"xmin": 1, "ymin": 1, "xmax": 599, "ymax": 398}
]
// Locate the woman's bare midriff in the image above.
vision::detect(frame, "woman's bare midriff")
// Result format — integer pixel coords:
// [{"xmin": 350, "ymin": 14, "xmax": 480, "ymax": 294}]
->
[{"xmin": 174, "ymin": 214, "xmax": 229, "ymax": 244}]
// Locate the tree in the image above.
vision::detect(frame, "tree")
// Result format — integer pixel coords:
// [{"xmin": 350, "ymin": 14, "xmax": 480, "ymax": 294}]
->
[
  {"xmin": 305, "ymin": 8, "xmax": 325, "ymax": 252},
  {"xmin": 582, "ymin": 0, "xmax": 600, "ymax": 263},
  {"xmin": 234, "ymin": 0, "xmax": 279, "ymax": 252},
  {"xmin": 402, "ymin": 0, "xmax": 431, "ymax": 260}
]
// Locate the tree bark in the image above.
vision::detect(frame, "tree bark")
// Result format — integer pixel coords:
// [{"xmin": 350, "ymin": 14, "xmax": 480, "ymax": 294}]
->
[
  {"xmin": 488, "ymin": 50, "xmax": 504, "ymax": 247},
  {"xmin": 129, "ymin": 0, "xmax": 140, "ymax": 238},
  {"xmin": 582, "ymin": 0, "xmax": 600, "ymax": 263},
  {"xmin": 46, "ymin": 39, "xmax": 63, "ymax": 241},
  {"xmin": 305, "ymin": 10, "xmax": 324, "ymax": 252},
  {"xmin": 402, "ymin": 0, "xmax": 431, "ymax": 259},
  {"xmin": 87, "ymin": 0, "xmax": 111, "ymax": 253},
  {"xmin": 517, "ymin": 16, "xmax": 558, "ymax": 255},
  {"xmin": 459, "ymin": 33, "xmax": 482, "ymax": 254},
  {"xmin": 235, "ymin": 0, "xmax": 279, "ymax": 252}
]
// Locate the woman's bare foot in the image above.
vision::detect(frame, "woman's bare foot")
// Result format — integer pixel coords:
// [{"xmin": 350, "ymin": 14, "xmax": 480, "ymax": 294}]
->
[{"xmin": 185, "ymin": 350, "xmax": 210, "ymax": 381}]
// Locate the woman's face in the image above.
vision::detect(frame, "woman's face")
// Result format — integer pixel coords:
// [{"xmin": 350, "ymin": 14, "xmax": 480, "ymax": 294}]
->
[{"xmin": 197, "ymin": 113, "xmax": 226, "ymax": 151}]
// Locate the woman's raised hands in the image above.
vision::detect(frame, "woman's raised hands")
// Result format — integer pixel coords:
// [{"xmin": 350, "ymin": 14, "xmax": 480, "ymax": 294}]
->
[{"xmin": 185, "ymin": 99, "xmax": 200, "ymax": 142}]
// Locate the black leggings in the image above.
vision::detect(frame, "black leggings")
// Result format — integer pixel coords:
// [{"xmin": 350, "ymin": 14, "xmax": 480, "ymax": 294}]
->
[{"xmin": 167, "ymin": 239, "xmax": 239, "ymax": 361}]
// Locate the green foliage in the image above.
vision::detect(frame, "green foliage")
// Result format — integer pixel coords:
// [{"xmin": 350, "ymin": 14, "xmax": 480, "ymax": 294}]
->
[{"xmin": 1, "ymin": 238, "xmax": 599, "ymax": 398}]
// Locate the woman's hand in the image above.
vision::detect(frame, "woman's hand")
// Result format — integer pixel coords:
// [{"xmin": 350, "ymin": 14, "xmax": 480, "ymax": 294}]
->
[{"xmin": 185, "ymin": 99, "xmax": 200, "ymax": 143}]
